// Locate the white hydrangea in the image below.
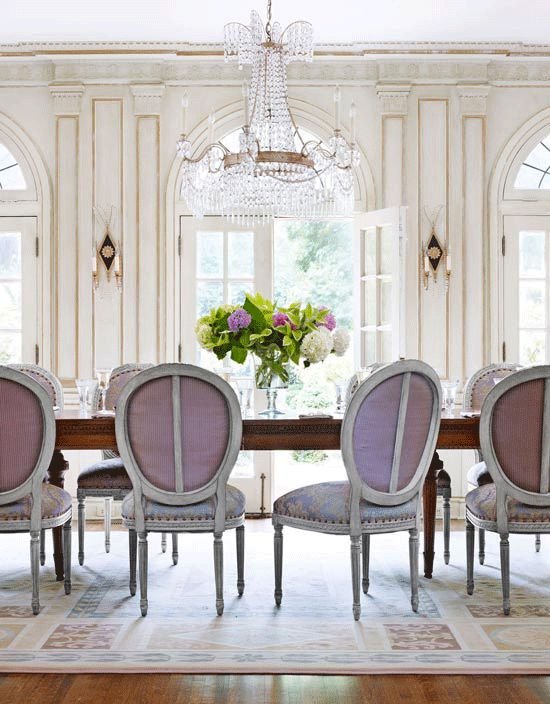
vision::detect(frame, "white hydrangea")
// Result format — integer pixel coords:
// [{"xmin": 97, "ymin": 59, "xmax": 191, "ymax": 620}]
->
[
  {"xmin": 301, "ymin": 329, "xmax": 333, "ymax": 363},
  {"xmin": 332, "ymin": 328, "xmax": 350, "ymax": 356},
  {"xmin": 195, "ymin": 322, "xmax": 213, "ymax": 349}
]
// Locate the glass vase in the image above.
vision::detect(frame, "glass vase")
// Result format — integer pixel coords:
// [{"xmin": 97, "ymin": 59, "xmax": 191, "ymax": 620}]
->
[{"xmin": 254, "ymin": 355, "xmax": 289, "ymax": 417}]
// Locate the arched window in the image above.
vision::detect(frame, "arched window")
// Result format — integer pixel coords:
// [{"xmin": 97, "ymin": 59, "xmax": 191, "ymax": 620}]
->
[
  {"xmin": 514, "ymin": 134, "xmax": 550, "ymax": 190},
  {"xmin": 0, "ymin": 142, "xmax": 26, "ymax": 191},
  {"xmin": 498, "ymin": 119, "xmax": 550, "ymax": 365}
]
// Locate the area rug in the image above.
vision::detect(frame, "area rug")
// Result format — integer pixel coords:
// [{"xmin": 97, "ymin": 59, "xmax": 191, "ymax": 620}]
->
[{"xmin": 0, "ymin": 521, "xmax": 550, "ymax": 674}]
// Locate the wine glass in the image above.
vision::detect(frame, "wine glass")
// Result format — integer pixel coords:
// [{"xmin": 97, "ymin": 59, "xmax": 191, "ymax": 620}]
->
[{"xmin": 95, "ymin": 368, "xmax": 111, "ymax": 414}]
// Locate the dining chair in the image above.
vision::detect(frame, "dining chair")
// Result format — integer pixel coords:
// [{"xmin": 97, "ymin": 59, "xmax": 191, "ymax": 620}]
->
[
  {"xmin": 77, "ymin": 363, "xmax": 178, "ymax": 566},
  {"xmin": 466, "ymin": 365, "xmax": 550, "ymax": 614},
  {"xmin": 115, "ymin": 363, "xmax": 245, "ymax": 617},
  {"xmin": 0, "ymin": 367, "xmax": 72, "ymax": 613},
  {"xmin": 272, "ymin": 359, "xmax": 441, "ymax": 620},
  {"xmin": 463, "ymin": 363, "xmax": 524, "ymax": 563},
  {"xmin": 7, "ymin": 363, "xmax": 64, "ymax": 567}
]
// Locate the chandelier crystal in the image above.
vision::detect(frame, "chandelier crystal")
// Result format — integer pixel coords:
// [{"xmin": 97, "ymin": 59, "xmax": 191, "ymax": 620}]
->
[{"xmin": 177, "ymin": 0, "xmax": 359, "ymax": 221}]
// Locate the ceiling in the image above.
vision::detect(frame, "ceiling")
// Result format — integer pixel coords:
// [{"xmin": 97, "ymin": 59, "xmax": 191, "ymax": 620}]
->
[{"xmin": 0, "ymin": 0, "xmax": 548, "ymax": 46}]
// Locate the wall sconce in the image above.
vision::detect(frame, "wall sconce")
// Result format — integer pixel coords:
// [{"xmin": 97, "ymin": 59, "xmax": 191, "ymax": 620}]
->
[
  {"xmin": 92, "ymin": 206, "xmax": 123, "ymax": 291},
  {"xmin": 421, "ymin": 206, "xmax": 451, "ymax": 291}
]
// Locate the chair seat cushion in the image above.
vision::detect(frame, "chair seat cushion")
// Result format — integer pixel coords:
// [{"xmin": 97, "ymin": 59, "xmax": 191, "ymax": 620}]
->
[
  {"xmin": 78, "ymin": 458, "xmax": 132, "ymax": 490},
  {"xmin": 121, "ymin": 485, "xmax": 245, "ymax": 524},
  {"xmin": 0, "ymin": 483, "xmax": 71, "ymax": 522},
  {"xmin": 273, "ymin": 481, "xmax": 418, "ymax": 528},
  {"xmin": 467, "ymin": 461, "xmax": 492, "ymax": 487},
  {"xmin": 466, "ymin": 483, "xmax": 550, "ymax": 524}
]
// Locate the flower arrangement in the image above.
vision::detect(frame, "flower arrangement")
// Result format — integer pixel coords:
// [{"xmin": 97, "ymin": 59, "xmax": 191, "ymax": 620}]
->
[{"xmin": 195, "ymin": 292, "xmax": 350, "ymax": 387}]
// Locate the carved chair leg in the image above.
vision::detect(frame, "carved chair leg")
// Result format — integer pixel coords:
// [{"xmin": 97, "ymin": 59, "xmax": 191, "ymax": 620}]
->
[
  {"xmin": 129, "ymin": 529, "xmax": 137, "ymax": 596},
  {"xmin": 236, "ymin": 525, "xmax": 245, "ymax": 596},
  {"xmin": 478, "ymin": 527, "xmax": 486, "ymax": 565},
  {"xmin": 104, "ymin": 497, "xmax": 112, "ymax": 553},
  {"xmin": 213, "ymin": 532, "xmax": 224, "ymax": 616},
  {"xmin": 30, "ymin": 530, "xmax": 40, "ymax": 616},
  {"xmin": 466, "ymin": 518, "xmax": 475, "ymax": 595},
  {"xmin": 361, "ymin": 534, "xmax": 370, "ymax": 594},
  {"xmin": 409, "ymin": 528, "xmax": 419, "ymax": 613},
  {"xmin": 536, "ymin": 534, "xmax": 542, "ymax": 553},
  {"xmin": 77, "ymin": 497, "xmax": 85, "ymax": 566},
  {"xmin": 442, "ymin": 491, "xmax": 451, "ymax": 565},
  {"xmin": 161, "ymin": 533, "xmax": 167, "ymax": 553},
  {"xmin": 350, "ymin": 535, "xmax": 361, "ymax": 621},
  {"xmin": 171, "ymin": 533, "xmax": 179, "ymax": 566},
  {"xmin": 63, "ymin": 519, "xmax": 72, "ymax": 595},
  {"xmin": 500, "ymin": 534, "xmax": 511, "ymax": 616},
  {"xmin": 138, "ymin": 531, "xmax": 148, "ymax": 617},
  {"xmin": 274, "ymin": 523, "xmax": 283, "ymax": 607},
  {"xmin": 40, "ymin": 529, "xmax": 46, "ymax": 567}
]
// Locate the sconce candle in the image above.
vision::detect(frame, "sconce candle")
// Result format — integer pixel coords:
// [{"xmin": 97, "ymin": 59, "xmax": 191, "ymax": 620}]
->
[
  {"xmin": 334, "ymin": 85, "xmax": 341, "ymax": 130},
  {"xmin": 350, "ymin": 102, "xmax": 356, "ymax": 143},
  {"xmin": 181, "ymin": 93, "xmax": 189, "ymax": 134}
]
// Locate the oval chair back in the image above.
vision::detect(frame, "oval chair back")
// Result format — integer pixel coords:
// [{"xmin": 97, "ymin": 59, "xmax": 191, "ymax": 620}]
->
[
  {"xmin": 0, "ymin": 367, "xmax": 56, "ymax": 530},
  {"xmin": 480, "ymin": 365, "xmax": 550, "ymax": 534},
  {"xmin": 341, "ymin": 360, "xmax": 441, "ymax": 534},
  {"xmin": 115, "ymin": 363, "xmax": 242, "ymax": 535},
  {"xmin": 7, "ymin": 364, "xmax": 64, "ymax": 410},
  {"xmin": 463, "ymin": 363, "xmax": 522, "ymax": 413}
]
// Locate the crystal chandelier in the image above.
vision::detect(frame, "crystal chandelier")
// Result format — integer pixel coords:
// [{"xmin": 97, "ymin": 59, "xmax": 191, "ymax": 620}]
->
[{"xmin": 176, "ymin": 0, "xmax": 360, "ymax": 222}]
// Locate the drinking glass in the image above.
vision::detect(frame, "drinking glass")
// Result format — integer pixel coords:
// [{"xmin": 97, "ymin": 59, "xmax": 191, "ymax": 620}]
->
[
  {"xmin": 75, "ymin": 378, "xmax": 97, "ymax": 412},
  {"xmin": 334, "ymin": 380, "xmax": 347, "ymax": 414},
  {"xmin": 441, "ymin": 380, "xmax": 458, "ymax": 414},
  {"xmin": 234, "ymin": 376, "xmax": 253, "ymax": 418},
  {"xmin": 95, "ymin": 368, "xmax": 112, "ymax": 414}
]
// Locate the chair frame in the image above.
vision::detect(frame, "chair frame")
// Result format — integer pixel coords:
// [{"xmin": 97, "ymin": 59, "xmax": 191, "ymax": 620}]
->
[
  {"xmin": 115, "ymin": 363, "xmax": 244, "ymax": 616},
  {"xmin": 466, "ymin": 365, "xmax": 550, "ymax": 614},
  {"xmin": 273, "ymin": 360, "xmax": 442, "ymax": 620},
  {"xmin": 463, "ymin": 362, "xmax": 524, "ymax": 564},
  {"xmin": 0, "ymin": 367, "xmax": 71, "ymax": 613},
  {"xmin": 7, "ymin": 363, "xmax": 64, "ymax": 567}
]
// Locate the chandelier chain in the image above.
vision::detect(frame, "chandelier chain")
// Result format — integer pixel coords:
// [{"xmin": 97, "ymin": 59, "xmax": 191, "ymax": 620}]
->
[{"xmin": 266, "ymin": 0, "xmax": 272, "ymax": 41}]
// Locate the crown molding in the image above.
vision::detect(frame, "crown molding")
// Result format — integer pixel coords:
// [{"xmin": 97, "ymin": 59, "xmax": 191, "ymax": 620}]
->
[
  {"xmin": 131, "ymin": 84, "xmax": 165, "ymax": 114},
  {"xmin": 49, "ymin": 84, "xmax": 84, "ymax": 115},
  {"xmin": 2, "ymin": 39, "xmax": 550, "ymax": 58}
]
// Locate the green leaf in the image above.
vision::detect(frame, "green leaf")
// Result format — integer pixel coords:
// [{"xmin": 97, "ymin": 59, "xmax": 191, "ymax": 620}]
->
[
  {"xmin": 230, "ymin": 347, "xmax": 248, "ymax": 364},
  {"xmin": 243, "ymin": 294, "xmax": 267, "ymax": 333}
]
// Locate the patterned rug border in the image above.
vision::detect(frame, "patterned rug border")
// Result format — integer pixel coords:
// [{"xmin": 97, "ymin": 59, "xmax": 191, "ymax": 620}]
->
[{"xmin": 0, "ymin": 650, "xmax": 550, "ymax": 675}]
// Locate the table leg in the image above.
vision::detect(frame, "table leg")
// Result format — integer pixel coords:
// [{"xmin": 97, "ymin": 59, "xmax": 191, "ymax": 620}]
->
[
  {"xmin": 47, "ymin": 450, "xmax": 69, "ymax": 581},
  {"xmin": 423, "ymin": 451, "xmax": 443, "ymax": 579}
]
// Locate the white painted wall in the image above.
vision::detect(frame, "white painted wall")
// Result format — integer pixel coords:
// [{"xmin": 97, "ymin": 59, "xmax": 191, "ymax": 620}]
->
[{"xmin": 1, "ymin": 48, "xmax": 550, "ymax": 513}]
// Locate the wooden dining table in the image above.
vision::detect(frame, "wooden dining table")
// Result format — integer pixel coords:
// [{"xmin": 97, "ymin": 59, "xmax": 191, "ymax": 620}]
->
[{"xmin": 50, "ymin": 411, "xmax": 480, "ymax": 581}]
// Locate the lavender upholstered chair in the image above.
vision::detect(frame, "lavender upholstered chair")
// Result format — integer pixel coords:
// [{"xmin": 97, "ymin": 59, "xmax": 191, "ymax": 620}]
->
[
  {"xmin": 272, "ymin": 360, "xmax": 442, "ymax": 620},
  {"xmin": 115, "ymin": 363, "xmax": 245, "ymax": 617},
  {"xmin": 466, "ymin": 365, "xmax": 550, "ymax": 614},
  {"xmin": 463, "ymin": 363, "xmax": 524, "ymax": 563},
  {"xmin": 7, "ymin": 364, "xmax": 64, "ymax": 567},
  {"xmin": 0, "ymin": 367, "xmax": 72, "ymax": 613},
  {"xmin": 78, "ymin": 363, "xmax": 177, "ymax": 565}
]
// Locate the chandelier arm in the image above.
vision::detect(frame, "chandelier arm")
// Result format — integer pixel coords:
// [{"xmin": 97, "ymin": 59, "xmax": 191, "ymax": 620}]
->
[{"xmin": 183, "ymin": 143, "xmax": 229, "ymax": 165}]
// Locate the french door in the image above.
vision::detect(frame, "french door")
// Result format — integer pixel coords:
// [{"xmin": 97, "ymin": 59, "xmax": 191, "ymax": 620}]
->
[
  {"xmin": 0, "ymin": 217, "xmax": 38, "ymax": 364},
  {"xmin": 178, "ymin": 217, "xmax": 272, "ymax": 513},
  {"xmin": 355, "ymin": 207, "xmax": 406, "ymax": 366},
  {"xmin": 503, "ymin": 215, "xmax": 550, "ymax": 365}
]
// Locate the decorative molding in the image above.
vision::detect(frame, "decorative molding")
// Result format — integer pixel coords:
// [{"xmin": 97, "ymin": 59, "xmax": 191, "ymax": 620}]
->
[
  {"xmin": 0, "ymin": 57, "xmax": 547, "ymax": 85},
  {"xmin": 3, "ymin": 39, "xmax": 550, "ymax": 57},
  {"xmin": 377, "ymin": 85, "xmax": 411, "ymax": 114},
  {"xmin": 49, "ymin": 85, "xmax": 84, "ymax": 115},
  {"xmin": 131, "ymin": 84, "xmax": 165, "ymax": 115},
  {"xmin": 457, "ymin": 86, "xmax": 490, "ymax": 115}
]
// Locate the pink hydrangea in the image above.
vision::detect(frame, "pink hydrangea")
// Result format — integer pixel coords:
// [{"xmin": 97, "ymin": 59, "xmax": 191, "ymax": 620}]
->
[
  {"xmin": 228, "ymin": 308, "xmax": 252, "ymax": 332},
  {"xmin": 272, "ymin": 311, "xmax": 297, "ymax": 329},
  {"xmin": 318, "ymin": 307, "xmax": 337, "ymax": 331}
]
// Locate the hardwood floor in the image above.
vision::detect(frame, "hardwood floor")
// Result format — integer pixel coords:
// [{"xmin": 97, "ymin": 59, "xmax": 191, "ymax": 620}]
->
[{"xmin": 0, "ymin": 674, "xmax": 550, "ymax": 703}]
